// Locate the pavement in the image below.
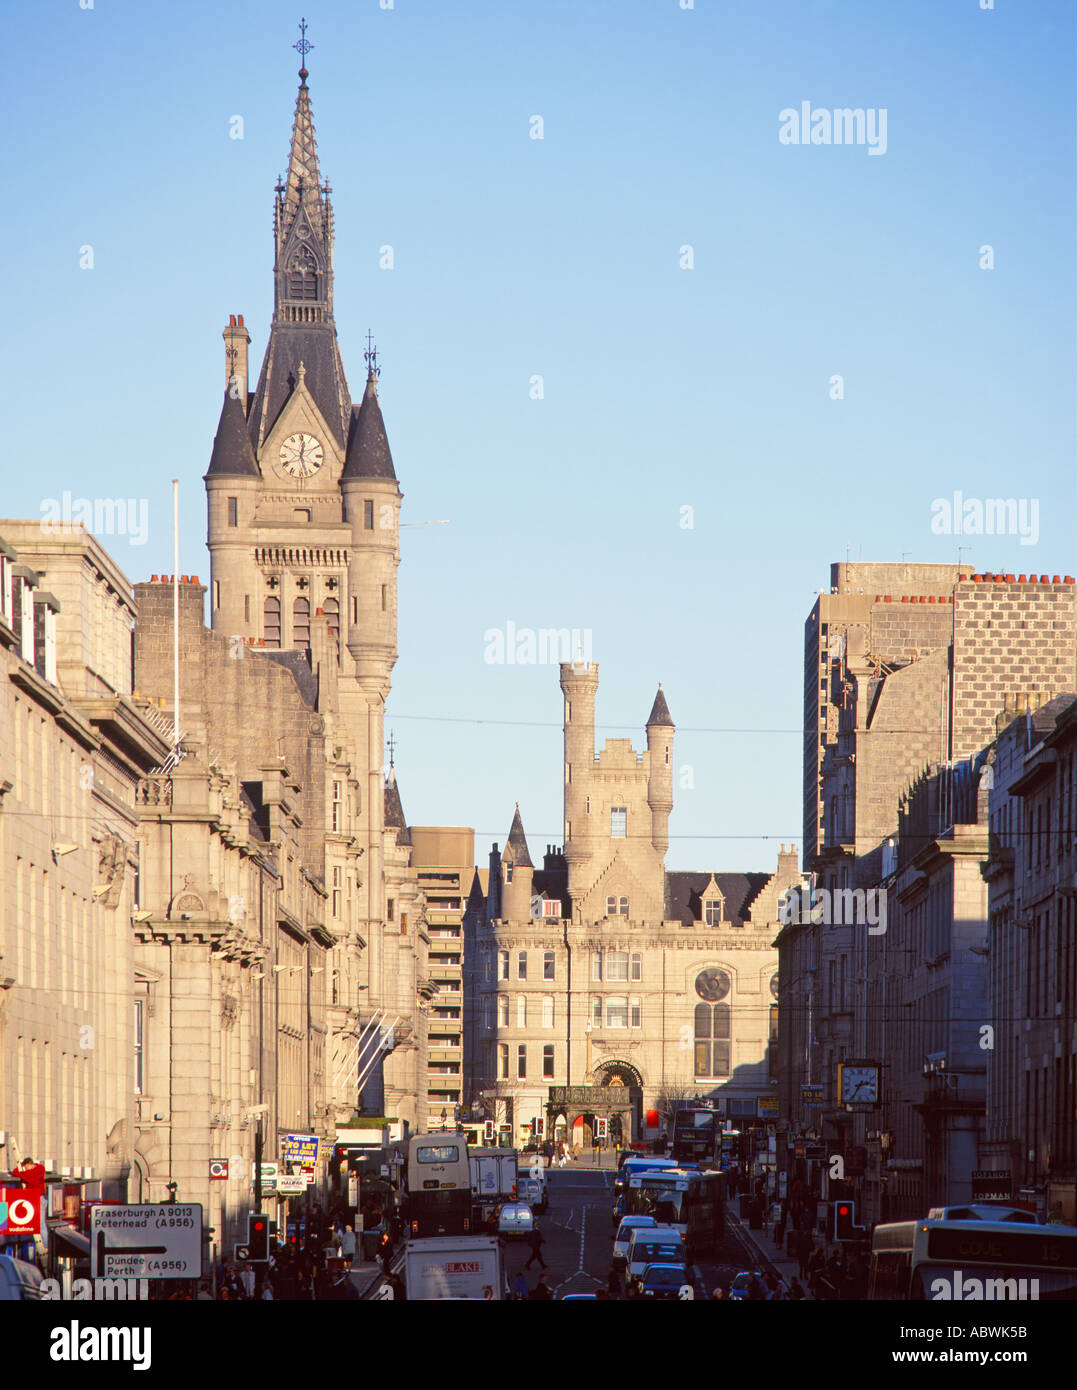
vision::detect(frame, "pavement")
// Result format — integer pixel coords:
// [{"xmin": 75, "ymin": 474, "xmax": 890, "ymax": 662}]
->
[{"xmin": 725, "ymin": 1206, "xmax": 814, "ymax": 1298}]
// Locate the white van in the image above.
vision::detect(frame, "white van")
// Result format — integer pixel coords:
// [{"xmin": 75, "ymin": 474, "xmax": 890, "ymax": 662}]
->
[
  {"xmin": 626, "ymin": 1225, "xmax": 687, "ymax": 1283},
  {"xmin": 613, "ymin": 1215, "xmax": 657, "ymax": 1267}
]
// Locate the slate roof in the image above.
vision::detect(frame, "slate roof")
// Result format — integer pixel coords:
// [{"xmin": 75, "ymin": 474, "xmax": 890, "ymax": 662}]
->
[
  {"xmin": 261, "ymin": 649, "xmax": 318, "ymax": 708},
  {"xmin": 342, "ymin": 374, "xmax": 397, "ymax": 480},
  {"xmin": 384, "ymin": 773, "xmax": 411, "ymax": 846},
  {"xmin": 205, "ymin": 391, "xmax": 260, "ymax": 477},
  {"xmin": 503, "ymin": 804, "xmax": 533, "ymax": 868},
  {"xmin": 248, "ymin": 325, "xmax": 351, "ymax": 452},
  {"xmin": 664, "ymin": 871, "xmax": 771, "ymax": 926},
  {"xmin": 647, "ymin": 685, "xmax": 674, "ymax": 727}
]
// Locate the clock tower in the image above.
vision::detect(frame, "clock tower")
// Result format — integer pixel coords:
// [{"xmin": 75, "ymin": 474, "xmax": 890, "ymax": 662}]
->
[
  {"xmin": 204, "ymin": 54, "xmax": 400, "ymax": 692},
  {"xmin": 202, "ymin": 46, "xmax": 413, "ymax": 1124}
]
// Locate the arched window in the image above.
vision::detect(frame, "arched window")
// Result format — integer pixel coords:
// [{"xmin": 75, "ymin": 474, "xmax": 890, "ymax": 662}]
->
[
  {"xmin": 263, "ymin": 596, "xmax": 281, "ymax": 648},
  {"xmin": 293, "ymin": 597, "xmax": 310, "ymax": 647},
  {"xmin": 323, "ymin": 597, "xmax": 340, "ymax": 660},
  {"xmin": 497, "ymin": 994, "xmax": 509, "ymax": 1026},
  {"xmin": 288, "ymin": 245, "xmax": 319, "ymax": 300}
]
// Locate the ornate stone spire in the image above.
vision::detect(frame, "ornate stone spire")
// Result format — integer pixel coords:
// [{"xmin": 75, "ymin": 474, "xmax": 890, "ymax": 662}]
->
[{"xmin": 279, "ymin": 63, "xmax": 324, "ymax": 246}]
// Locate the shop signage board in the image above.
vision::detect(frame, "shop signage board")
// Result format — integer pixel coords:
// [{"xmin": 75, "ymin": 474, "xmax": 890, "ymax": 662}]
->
[
  {"xmin": 0, "ymin": 1189, "xmax": 41, "ymax": 1236},
  {"xmin": 90, "ymin": 1203, "xmax": 203, "ymax": 1279}
]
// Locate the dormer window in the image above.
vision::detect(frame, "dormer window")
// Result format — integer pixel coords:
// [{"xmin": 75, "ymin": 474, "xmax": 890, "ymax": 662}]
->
[{"xmin": 704, "ymin": 898, "xmax": 722, "ymax": 927}]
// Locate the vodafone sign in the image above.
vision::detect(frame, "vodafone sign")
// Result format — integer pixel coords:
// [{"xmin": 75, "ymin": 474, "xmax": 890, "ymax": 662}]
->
[{"xmin": 0, "ymin": 1188, "xmax": 41, "ymax": 1236}]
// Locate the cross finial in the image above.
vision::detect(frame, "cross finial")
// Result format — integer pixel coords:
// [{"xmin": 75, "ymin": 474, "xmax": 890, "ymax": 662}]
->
[
  {"xmin": 294, "ymin": 17, "xmax": 313, "ymax": 81},
  {"xmin": 364, "ymin": 329, "xmax": 380, "ymax": 380},
  {"xmin": 386, "ymin": 730, "xmax": 396, "ymax": 769}
]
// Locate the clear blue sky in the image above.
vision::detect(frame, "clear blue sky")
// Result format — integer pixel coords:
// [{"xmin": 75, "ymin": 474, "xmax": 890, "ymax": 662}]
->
[{"xmin": 5, "ymin": 0, "xmax": 1074, "ymax": 871}]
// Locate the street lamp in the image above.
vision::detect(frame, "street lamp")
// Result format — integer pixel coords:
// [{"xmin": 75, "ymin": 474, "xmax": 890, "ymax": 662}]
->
[{"xmin": 440, "ymin": 1108, "xmax": 447, "ymax": 1133}]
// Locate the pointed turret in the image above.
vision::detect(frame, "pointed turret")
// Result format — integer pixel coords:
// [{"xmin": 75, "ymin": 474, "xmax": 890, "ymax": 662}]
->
[
  {"xmin": 646, "ymin": 683, "xmax": 674, "ymax": 858},
  {"xmin": 504, "ymin": 802, "xmax": 533, "ymax": 868},
  {"xmin": 205, "ymin": 391, "xmax": 259, "ymax": 478},
  {"xmin": 384, "ymin": 769, "xmax": 411, "ymax": 846},
  {"xmin": 343, "ymin": 370, "xmax": 397, "ymax": 480},
  {"xmin": 501, "ymin": 804, "xmax": 534, "ymax": 920},
  {"xmin": 647, "ymin": 683, "xmax": 674, "ymax": 728}
]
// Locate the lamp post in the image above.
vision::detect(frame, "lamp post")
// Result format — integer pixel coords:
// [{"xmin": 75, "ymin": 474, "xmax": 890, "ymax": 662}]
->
[{"xmin": 440, "ymin": 1108, "xmax": 447, "ymax": 1133}]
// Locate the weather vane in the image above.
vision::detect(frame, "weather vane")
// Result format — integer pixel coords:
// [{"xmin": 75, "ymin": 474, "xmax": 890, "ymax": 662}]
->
[
  {"xmin": 294, "ymin": 17, "xmax": 313, "ymax": 75},
  {"xmin": 364, "ymin": 329, "xmax": 380, "ymax": 379}
]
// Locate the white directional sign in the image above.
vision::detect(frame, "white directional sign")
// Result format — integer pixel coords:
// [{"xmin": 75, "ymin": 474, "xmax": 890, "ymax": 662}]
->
[{"xmin": 90, "ymin": 1204, "xmax": 203, "ymax": 1280}]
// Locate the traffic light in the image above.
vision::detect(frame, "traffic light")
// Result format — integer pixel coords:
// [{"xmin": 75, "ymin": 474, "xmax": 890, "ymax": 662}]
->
[
  {"xmin": 247, "ymin": 1212, "xmax": 270, "ymax": 1262},
  {"xmin": 484, "ymin": 1120, "xmax": 495, "ymax": 1142},
  {"xmin": 833, "ymin": 1200, "xmax": 856, "ymax": 1241}
]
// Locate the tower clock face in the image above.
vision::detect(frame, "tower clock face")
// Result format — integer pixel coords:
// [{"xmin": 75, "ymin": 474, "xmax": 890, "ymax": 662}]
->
[{"xmin": 280, "ymin": 432, "xmax": 323, "ymax": 478}]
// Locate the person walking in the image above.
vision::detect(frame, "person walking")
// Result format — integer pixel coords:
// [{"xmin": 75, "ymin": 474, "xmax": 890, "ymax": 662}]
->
[
  {"xmin": 797, "ymin": 1229, "xmax": 813, "ymax": 1280},
  {"xmin": 528, "ymin": 1272, "xmax": 553, "ymax": 1300},
  {"xmin": 378, "ymin": 1228, "xmax": 394, "ymax": 1274},
  {"xmin": 340, "ymin": 1224, "xmax": 357, "ymax": 1269},
  {"xmin": 512, "ymin": 1270, "xmax": 530, "ymax": 1301},
  {"xmin": 607, "ymin": 1262, "xmax": 623, "ymax": 1299},
  {"xmin": 524, "ymin": 1224, "xmax": 547, "ymax": 1269}
]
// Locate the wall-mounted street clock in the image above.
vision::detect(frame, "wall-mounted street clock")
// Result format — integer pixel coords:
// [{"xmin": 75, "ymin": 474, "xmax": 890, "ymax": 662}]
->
[{"xmin": 280, "ymin": 432, "xmax": 323, "ymax": 478}]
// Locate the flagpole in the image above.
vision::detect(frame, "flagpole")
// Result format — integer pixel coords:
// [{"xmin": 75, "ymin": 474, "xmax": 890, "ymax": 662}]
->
[{"xmin": 173, "ymin": 479, "xmax": 180, "ymax": 758}]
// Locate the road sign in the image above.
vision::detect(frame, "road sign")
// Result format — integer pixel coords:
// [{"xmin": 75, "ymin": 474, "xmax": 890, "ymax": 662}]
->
[
  {"xmin": 259, "ymin": 1162, "xmax": 278, "ymax": 1193},
  {"xmin": 90, "ymin": 1203, "xmax": 203, "ymax": 1280},
  {"xmin": 209, "ymin": 1158, "xmax": 228, "ymax": 1180}
]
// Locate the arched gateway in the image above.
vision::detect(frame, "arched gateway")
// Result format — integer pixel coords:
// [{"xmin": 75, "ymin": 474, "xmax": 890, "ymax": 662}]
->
[{"xmin": 546, "ymin": 1060, "xmax": 644, "ymax": 1149}]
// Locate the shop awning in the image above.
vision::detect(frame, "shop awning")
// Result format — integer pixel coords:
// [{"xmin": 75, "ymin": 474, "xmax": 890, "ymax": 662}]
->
[{"xmin": 50, "ymin": 1224, "xmax": 91, "ymax": 1256}]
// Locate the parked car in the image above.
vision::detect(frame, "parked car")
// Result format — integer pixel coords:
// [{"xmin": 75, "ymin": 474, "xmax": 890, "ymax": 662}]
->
[
  {"xmin": 560, "ymin": 1293, "xmax": 598, "ymax": 1300},
  {"xmin": 640, "ymin": 1263, "xmax": 691, "ymax": 1300},
  {"xmin": 612, "ymin": 1215, "xmax": 657, "ymax": 1267},
  {"xmin": 0, "ymin": 1255, "xmax": 44, "ymax": 1301},
  {"xmin": 728, "ymin": 1270, "xmax": 765, "ymax": 1302},
  {"xmin": 496, "ymin": 1202, "xmax": 535, "ymax": 1239}
]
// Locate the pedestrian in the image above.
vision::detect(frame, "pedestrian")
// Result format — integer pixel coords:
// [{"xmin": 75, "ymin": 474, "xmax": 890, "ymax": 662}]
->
[
  {"xmin": 340, "ymin": 1224, "xmax": 357, "ymax": 1269},
  {"xmin": 512, "ymin": 1270, "xmax": 529, "ymax": 1301},
  {"xmin": 746, "ymin": 1274, "xmax": 766, "ymax": 1301},
  {"xmin": 711, "ymin": 1286, "xmax": 725, "ymax": 1300},
  {"xmin": 528, "ymin": 1272, "xmax": 553, "ymax": 1300},
  {"xmin": 763, "ymin": 1270, "xmax": 781, "ymax": 1301},
  {"xmin": 524, "ymin": 1224, "xmax": 547, "ymax": 1269},
  {"xmin": 196, "ymin": 1280, "xmax": 214, "ymax": 1302},
  {"xmin": 378, "ymin": 1228, "xmax": 393, "ymax": 1274},
  {"xmin": 786, "ymin": 1277, "xmax": 806, "ymax": 1301},
  {"xmin": 607, "ymin": 1262, "xmax": 623, "ymax": 1299},
  {"xmin": 798, "ymin": 1230, "xmax": 813, "ymax": 1280}
]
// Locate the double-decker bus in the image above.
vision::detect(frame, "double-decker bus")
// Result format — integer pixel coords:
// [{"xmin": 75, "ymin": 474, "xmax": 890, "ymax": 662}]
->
[
  {"xmin": 623, "ymin": 1167, "xmax": 725, "ymax": 1260},
  {"xmin": 868, "ymin": 1213, "xmax": 1077, "ymax": 1300},
  {"xmin": 404, "ymin": 1132, "xmax": 474, "ymax": 1238},
  {"xmin": 719, "ymin": 1130, "xmax": 740, "ymax": 1171},
  {"xmin": 671, "ymin": 1108, "xmax": 720, "ymax": 1167}
]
